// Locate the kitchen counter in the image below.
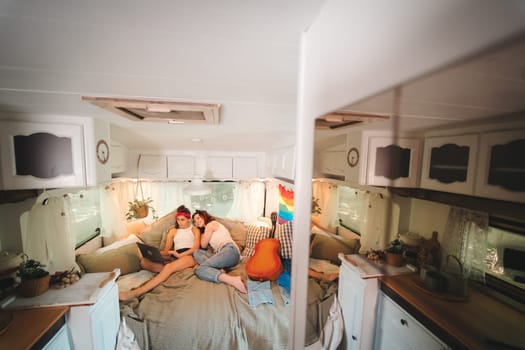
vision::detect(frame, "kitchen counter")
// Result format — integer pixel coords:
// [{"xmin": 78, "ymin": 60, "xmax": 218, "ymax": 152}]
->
[
  {"xmin": 381, "ymin": 273, "xmax": 525, "ymax": 350},
  {"xmin": 0, "ymin": 306, "xmax": 69, "ymax": 349}
]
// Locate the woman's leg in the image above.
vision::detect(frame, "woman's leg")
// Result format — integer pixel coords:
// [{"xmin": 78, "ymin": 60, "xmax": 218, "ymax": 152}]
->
[
  {"xmin": 195, "ymin": 244, "xmax": 246, "ymax": 293},
  {"xmin": 119, "ymin": 255, "xmax": 195, "ymax": 301},
  {"xmin": 139, "ymin": 258, "xmax": 164, "ymax": 273}
]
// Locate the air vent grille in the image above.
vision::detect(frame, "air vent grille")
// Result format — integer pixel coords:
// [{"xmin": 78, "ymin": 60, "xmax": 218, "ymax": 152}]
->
[{"xmin": 82, "ymin": 96, "xmax": 221, "ymax": 124}]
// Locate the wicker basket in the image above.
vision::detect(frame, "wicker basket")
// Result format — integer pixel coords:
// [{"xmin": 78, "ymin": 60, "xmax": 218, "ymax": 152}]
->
[
  {"xmin": 135, "ymin": 205, "xmax": 149, "ymax": 219},
  {"xmin": 18, "ymin": 274, "xmax": 50, "ymax": 297}
]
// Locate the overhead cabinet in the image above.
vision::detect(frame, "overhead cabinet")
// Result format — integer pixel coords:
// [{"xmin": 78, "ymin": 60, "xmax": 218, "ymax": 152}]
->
[
  {"xmin": 138, "ymin": 155, "xmax": 167, "ymax": 179},
  {"xmin": 0, "ymin": 119, "xmax": 111, "ymax": 190},
  {"xmin": 475, "ymin": 129, "xmax": 525, "ymax": 203},
  {"xmin": 319, "ymin": 145, "xmax": 346, "ymax": 178},
  {"xmin": 420, "ymin": 127, "xmax": 525, "ymax": 203},
  {"xmin": 167, "ymin": 155, "xmax": 195, "ymax": 180},
  {"xmin": 271, "ymin": 146, "xmax": 296, "ymax": 180},
  {"xmin": 344, "ymin": 131, "xmax": 422, "ymax": 187},
  {"xmin": 420, "ymin": 134, "xmax": 479, "ymax": 195},
  {"xmin": 110, "ymin": 140, "xmax": 128, "ymax": 174}
]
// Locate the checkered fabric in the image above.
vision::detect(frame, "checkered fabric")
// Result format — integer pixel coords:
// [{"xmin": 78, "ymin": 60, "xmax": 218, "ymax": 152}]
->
[
  {"xmin": 242, "ymin": 225, "xmax": 272, "ymax": 258},
  {"xmin": 276, "ymin": 220, "xmax": 293, "ymax": 259}
]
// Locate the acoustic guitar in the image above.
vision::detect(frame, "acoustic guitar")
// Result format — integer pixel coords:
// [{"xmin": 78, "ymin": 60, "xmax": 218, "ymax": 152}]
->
[{"xmin": 245, "ymin": 212, "xmax": 283, "ymax": 281}]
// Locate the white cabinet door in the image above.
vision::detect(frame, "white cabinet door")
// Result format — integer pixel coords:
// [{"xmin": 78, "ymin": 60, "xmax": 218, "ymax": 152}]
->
[
  {"xmin": 475, "ymin": 129, "xmax": 525, "ymax": 203},
  {"xmin": 206, "ymin": 156, "xmax": 233, "ymax": 179},
  {"xmin": 167, "ymin": 155, "xmax": 195, "ymax": 179},
  {"xmin": 272, "ymin": 146, "xmax": 295, "ymax": 180},
  {"xmin": 320, "ymin": 150, "xmax": 346, "ymax": 177},
  {"xmin": 420, "ymin": 134, "xmax": 479, "ymax": 195},
  {"xmin": 42, "ymin": 324, "xmax": 72, "ymax": 350},
  {"xmin": 374, "ymin": 292, "xmax": 448, "ymax": 350},
  {"xmin": 139, "ymin": 155, "xmax": 167, "ymax": 179},
  {"xmin": 110, "ymin": 140, "xmax": 128, "ymax": 174},
  {"xmin": 367, "ymin": 137, "xmax": 421, "ymax": 187},
  {"xmin": 338, "ymin": 258, "xmax": 378, "ymax": 350},
  {"xmin": 0, "ymin": 121, "xmax": 85, "ymax": 189},
  {"xmin": 68, "ymin": 282, "xmax": 120, "ymax": 350},
  {"xmin": 233, "ymin": 157, "xmax": 258, "ymax": 179}
]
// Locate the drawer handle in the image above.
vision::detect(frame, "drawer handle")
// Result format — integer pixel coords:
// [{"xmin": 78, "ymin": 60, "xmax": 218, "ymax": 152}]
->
[{"xmin": 400, "ymin": 319, "xmax": 408, "ymax": 326}]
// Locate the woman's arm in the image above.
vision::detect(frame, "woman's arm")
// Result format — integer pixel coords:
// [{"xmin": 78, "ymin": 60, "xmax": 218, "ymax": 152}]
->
[
  {"xmin": 160, "ymin": 227, "xmax": 176, "ymax": 255},
  {"xmin": 200, "ymin": 221, "xmax": 218, "ymax": 249}
]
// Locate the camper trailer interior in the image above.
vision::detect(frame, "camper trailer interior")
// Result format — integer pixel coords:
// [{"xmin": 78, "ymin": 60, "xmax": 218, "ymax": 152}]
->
[{"xmin": 0, "ymin": 1, "xmax": 525, "ymax": 349}]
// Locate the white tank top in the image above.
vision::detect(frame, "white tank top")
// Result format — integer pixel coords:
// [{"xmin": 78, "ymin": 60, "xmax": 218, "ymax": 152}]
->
[
  {"xmin": 173, "ymin": 225, "xmax": 195, "ymax": 250},
  {"xmin": 209, "ymin": 221, "xmax": 238, "ymax": 252}
]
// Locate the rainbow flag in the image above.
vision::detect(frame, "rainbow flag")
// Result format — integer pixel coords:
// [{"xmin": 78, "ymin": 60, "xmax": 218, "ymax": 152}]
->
[{"xmin": 278, "ymin": 184, "xmax": 294, "ymax": 224}]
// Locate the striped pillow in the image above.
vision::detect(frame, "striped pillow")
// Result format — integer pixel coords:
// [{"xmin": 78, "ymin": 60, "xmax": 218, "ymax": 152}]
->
[
  {"xmin": 276, "ymin": 220, "xmax": 293, "ymax": 259},
  {"xmin": 242, "ymin": 225, "xmax": 272, "ymax": 258}
]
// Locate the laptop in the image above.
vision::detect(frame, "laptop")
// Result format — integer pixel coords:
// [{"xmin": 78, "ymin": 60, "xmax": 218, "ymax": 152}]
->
[{"xmin": 136, "ymin": 242, "xmax": 173, "ymax": 264}]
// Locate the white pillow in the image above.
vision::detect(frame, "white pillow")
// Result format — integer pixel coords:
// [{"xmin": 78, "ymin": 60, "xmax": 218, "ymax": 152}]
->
[{"xmin": 96, "ymin": 234, "xmax": 142, "ymax": 254}]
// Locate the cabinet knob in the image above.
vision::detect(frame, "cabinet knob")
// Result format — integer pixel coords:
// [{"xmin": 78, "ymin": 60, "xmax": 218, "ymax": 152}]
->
[
  {"xmin": 351, "ymin": 335, "xmax": 357, "ymax": 341},
  {"xmin": 400, "ymin": 319, "xmax": 408, "ymax": 326}
]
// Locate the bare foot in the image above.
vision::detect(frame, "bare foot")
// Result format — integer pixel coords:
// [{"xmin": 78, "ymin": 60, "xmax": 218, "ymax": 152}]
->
[
  {"xmin": 119, "ymin": 290, "xmax": 136, "ymax": 301},
  {"xmin": 219, "ymin": 274, "xmax": 247, "ymax": 294}
]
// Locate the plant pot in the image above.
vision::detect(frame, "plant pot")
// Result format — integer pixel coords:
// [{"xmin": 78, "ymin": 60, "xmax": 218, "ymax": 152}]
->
[
  {"xmin": 385, "ymin": 252, "xmax": 405, "ymax": 267},
  {"xmin": 135, "ymin": 205, "xmax": 149, "ymax": 219},
  {"xmin": 18, "ymin": 274, "xmax": 50, "ymax": 297}
]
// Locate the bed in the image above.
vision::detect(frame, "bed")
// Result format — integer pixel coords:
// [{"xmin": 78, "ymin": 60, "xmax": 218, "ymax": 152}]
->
[{"xmin": 75, "ymin": 211, "xmax": 360, "ymax": 349}]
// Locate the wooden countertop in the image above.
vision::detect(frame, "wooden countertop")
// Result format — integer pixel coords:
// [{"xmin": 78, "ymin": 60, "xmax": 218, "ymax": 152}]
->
[
  {"xmin": 381, "ymin": 273, "xmax": 525, "ymax": 350},
  {"xmin": 0, "ymin": 306, "xmax": 69, "ymax": 349}
]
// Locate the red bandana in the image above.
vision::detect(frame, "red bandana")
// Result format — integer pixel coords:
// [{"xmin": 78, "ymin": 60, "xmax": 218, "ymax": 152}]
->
[{"xmin": 176, "ymin": 211, "xmax": 191, "ymax": 219}]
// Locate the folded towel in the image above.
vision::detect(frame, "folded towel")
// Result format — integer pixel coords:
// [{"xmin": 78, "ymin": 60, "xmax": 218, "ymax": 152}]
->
[{"xmin": 247, "ymin": 280, "xmax": 274, "ymax": 308}]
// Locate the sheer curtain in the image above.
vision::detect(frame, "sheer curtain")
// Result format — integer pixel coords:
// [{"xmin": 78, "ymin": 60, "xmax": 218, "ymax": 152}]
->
[
  {"xmin": 359, "ymin": 189, "xmax": 400, "ymax": 254},
  {"xmin": 312, "ymin": 180, "xmax": 339, "ymax": 231},
  {"xmin": 264, "ymin": 180, "xmax": 284, "ymax": 218},
  {"xmin": 227, "ymin": 181, "xmax": 265, "ymax": 222},
  {"xmin": 20, "ymin": 193, "xmax": 76, "ymax": 274},
  {"xmin": 442, "ymin": 207, "xmax": 488, "ymax": 282}
]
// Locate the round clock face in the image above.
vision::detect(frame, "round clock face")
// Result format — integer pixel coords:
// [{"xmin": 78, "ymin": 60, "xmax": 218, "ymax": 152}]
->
[
  {"xmin": 96, "ymin": 140, "xmax": 110, "ymax": 164},
  {"xmin": 347, "ymin": 147, "xmax": 359, "ymax": 167}
]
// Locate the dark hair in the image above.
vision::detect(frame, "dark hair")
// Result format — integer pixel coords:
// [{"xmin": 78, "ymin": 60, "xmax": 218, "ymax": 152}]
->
[
  {"xmin": 174, "ymin": 205, "xmax": 191, "ymax": 228},
  {"xmin": 192, "ymin": 210, "xmax": 215, "ymax": 225}
]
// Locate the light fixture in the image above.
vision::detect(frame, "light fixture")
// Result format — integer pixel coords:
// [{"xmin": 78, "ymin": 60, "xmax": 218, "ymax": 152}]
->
[{"xmin": 183, "ymin": 175, "xmax": 211, "ymax": 196}]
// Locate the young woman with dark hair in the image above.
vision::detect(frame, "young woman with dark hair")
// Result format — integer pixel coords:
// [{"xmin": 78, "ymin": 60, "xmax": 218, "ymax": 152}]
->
[
  {"xmin": 192, "ymin": 210, "xmax": 247, "ymax": 293},
  {"xmin": 119, "ymin": 205, "xmax": 201, "ymax": 301}
]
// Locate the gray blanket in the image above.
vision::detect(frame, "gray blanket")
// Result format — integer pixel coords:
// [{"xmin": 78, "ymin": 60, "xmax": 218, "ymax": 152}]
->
[{"xmin": 120, "ymin": 261, "xmax": 336, "ymax": 350}]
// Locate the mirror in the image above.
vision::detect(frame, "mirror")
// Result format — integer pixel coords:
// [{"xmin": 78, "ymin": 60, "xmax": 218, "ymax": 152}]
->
[{"xmin": 307, "ymin": 35, "xmax": 525, "ymax": 347}]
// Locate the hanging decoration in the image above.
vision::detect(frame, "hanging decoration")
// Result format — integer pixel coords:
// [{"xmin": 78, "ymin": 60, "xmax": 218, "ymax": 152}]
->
[{"xmin": 278, "ymin": 184, "xmax": 294, "ymax": 224}]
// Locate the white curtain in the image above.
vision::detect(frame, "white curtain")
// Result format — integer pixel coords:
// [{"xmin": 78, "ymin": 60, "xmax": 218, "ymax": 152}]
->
[
  {"xmin": 442, "ymin": 207, "xmax": 488, "ymax": 282},
  {"xmin": 227, "ymin": 181, "xmax": 265, "ymax": 222},
  {"xmin": 99, "ymin": 185, "xmax": 127, "ymax": 239},
  {"xmin": 359, "ymin": 189, "xmax": 400, "ymax": 254},
  {"xmin": 264, "ymin": 180, "xmax": 281, "ymax": 217},
  {"xmin": 312, "ymin": 181, "xmax": 339, "ymax": 231},
  {"xmin": 20, "ymin": 193, "xmax": 76, "ymax": 274}
]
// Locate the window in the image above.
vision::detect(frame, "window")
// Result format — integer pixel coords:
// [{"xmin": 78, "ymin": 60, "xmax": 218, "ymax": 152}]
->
[
  {"xmin": 69, "ymin": 188, "xmax": 101, "ymax": 247},
  {"xmin": 337, "ymin": 186, "xmax": 367, "ymax": 234},
  {"xmin": 485, "ymin": 217, "xmax": 525, "ymax": 304},
  {"xmin": 188, "ymin": 182, "xmax": 235, "ymax": 217}
]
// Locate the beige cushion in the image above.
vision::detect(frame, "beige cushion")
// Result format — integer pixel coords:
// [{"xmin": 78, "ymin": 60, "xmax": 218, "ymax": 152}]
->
[
  {"xmin": 139, "ymin": 210, "xmax": 176, "ymax": 248},
  {"xmin": 310, "ymin": 234, "xmax": 360, "ymax": 265},
  {"xmin": 216, "ymin": 217, "xmax": 247, "ymax": 251},
  {"xmin": 76, "ymin": 243, "xmax": 141, "ymax": 275}
]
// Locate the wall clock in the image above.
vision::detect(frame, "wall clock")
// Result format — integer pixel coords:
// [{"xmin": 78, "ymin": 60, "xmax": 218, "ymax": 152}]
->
[
  {"xmin": 96, "ymin": 139, "xmax": 110, "ymax": 164},
  {"xmin": 347, "ymin": 147, "xmax": 359, "ymax": 167}
]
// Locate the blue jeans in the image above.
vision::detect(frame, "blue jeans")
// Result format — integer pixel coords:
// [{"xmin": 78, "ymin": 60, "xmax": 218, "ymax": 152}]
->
[{"xmin": 194, "ymin": 243, "xmax": 240, "ymax": 283}]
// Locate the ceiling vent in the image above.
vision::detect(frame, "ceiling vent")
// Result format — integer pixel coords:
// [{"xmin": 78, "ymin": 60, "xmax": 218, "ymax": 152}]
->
[
  {"xmin": 316, "ymin": 111, "xmax": 389, "ymax": 129},
  {"xmin": 82, "ymin": 96, "xmax": 221, "ymax": 124}
]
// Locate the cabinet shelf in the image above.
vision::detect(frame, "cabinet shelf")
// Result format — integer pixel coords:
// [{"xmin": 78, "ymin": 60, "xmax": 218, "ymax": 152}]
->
[{"xmin": 430, "ymin": 165, "xmax": 468, "ymax": 170}]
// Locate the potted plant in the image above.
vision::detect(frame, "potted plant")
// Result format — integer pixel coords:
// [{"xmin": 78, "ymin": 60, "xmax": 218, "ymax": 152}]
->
[
  {"xmin": 126, "ymin": 198, "xmax": 156, "ymax": 220},
  {"xmin": 17, "ymin": 254, "xmax": 50, "ymax": 297},
  {"xmin": 385, "ymin": 238, "xmax": 406, "ymax": 266}
]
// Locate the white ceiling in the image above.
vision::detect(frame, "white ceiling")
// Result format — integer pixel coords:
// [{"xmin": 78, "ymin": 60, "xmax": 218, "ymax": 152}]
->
[
  {"xmin": 1, "ymin": 1, "xmax": 524, "ymax": 153},
  {"xmin": 315, "ymin": 37, "xmax": 525, "ymax": 149},
  {"xmin": 0, "ymin": 0, "xmax": 324, "ymax": 151}
]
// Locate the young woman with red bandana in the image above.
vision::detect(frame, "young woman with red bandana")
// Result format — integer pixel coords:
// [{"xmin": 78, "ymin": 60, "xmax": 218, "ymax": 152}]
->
[{"xmin": 119, "ymin": 205, "xmax": 201, "ymax": 301}]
